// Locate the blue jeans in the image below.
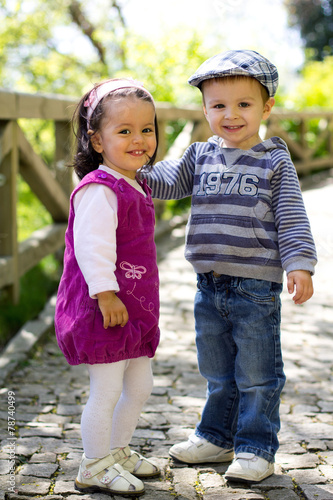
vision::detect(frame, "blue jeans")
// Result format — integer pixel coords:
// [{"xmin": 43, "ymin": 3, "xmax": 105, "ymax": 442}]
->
[{"xmin": 194, "ymin": 272, "xmax": 285, "ymax": 463}]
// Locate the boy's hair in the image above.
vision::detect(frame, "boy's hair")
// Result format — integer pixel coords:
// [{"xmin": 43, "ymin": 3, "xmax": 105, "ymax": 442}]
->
[
  {"xmin": 71, "ymin": 86, "xmax": 159, "ymax": 180},
  {"xmin": 188, "ymin": 50, "xmax": 278, "ymax": 99},
  {"xmin": 201, "ymin": 75, "xmax": 270, "ymax": 104}
]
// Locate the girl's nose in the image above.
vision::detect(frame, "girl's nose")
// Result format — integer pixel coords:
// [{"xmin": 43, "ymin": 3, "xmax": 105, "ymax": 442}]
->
[{"xmin": 132, "ymin": 133, "xmax": 144, "ymax": 144}]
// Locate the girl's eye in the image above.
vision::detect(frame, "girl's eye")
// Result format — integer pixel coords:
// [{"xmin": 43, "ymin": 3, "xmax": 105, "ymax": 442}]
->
[
  {"xmin": 214, "ymin": 104, "xmax": 225, "ymax": 109},
  {"xmin": 143, "ymin": 128, "xmax": 154, "ymax": 133},
  {"xmin": 119, "ymin": 129, "xmax": 130, "ymax": 134},
  {"xmin": 239, "ymin": 102, "xmax": 250, "ymax": 108}
]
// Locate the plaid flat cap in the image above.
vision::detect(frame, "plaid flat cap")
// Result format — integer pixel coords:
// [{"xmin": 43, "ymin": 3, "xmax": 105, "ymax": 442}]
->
[{"xmin": 188, "ymin": 50, "xmax": 279, "ymax": 97}]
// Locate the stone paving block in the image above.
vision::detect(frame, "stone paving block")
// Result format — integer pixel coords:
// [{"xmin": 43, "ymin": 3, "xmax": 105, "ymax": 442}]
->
[
  {"xmin": 276, "ymin": 452, "xmax": 320, "ymax": 470},
  {"xmin": 138, "ymin": 412, "xmax": 168, "ymax": 429},
  {"xmin": 56, "ymin": 463, "xmax": 79, "ymax": 481},
  {"xmin": 6, "ymin": 437, "xmax": 41, "ymax": 457},
  {"xmin": 288, "ymin": 468, "xmax": 327, "ymax": 484},
  {"xmin": 13, "ymin": 384, "xmax": 51, "ymax": 398},
  {"xmin": 300, "ymin": 483, "xmax": 333, "ymax": 500},
  {"xmin": 162, "ymin": 411, "xmax": 198, "ymax": 426},
  {"xmin": 172, "ymin": 466, "xmax": 198, "ymax": 499},
  {"xmin": 318, "ymin": 465, "xmax": 333, "ymax": 480},
  {"xmin": 13, "ymin": 475, "xmax": 51, "ymax": 495},
  {"xmin": 316, "ymin": 413, "xmax": 333, "ymax": 424},
  {"xmin": 66, "ymin": 495, "xmax": 109, "ymax": 500},
  {"xmin": 133, "ymin": 428, "xmax": 165, "ymax": 440},
  {"xmin": 199, "ymin": 470, "xmax": 225, "ymax": 488},
  {"xmin": 6, "ymin": 496, "xmax": 63, "ymax": 500},
  {"xmin": 171, "ymin": 395, "xmax": 205, "ymax": 409},
  {"xmin": 29, "ymin": 451, "xmax": 57, "ymax": 463},
  {"xmin": 293, "ymin": 404, "xmax": 319, "ymax": 415},
  {"xmin": 37, "ymin": 414, "xmax": 70, "ymax": 425},
  {"xmin": 320, "ymin": 451, "xmax": 333, "ymax": 465},
  {"xmin": 0, "ymin": 459, "xmax": 10, "ymax": 475},
  {"xmin": 63, "ymin": 429, "xmax": 81, "ymax": 440},
  {"xmin": 318, "ymin": 401, "xmax": 333, "ymax": 412},
  {"xmin": 254, "ymin": 472, "xmax": 294, "ymax": 489},
  {"xmin": 278, "ymin": 442, "xmax": 307, "ymax": 454},
  {"xmin": 19, "ymin": 426, "xmax": 62, "ymax": 439},
  {"xmin": 202, "ymin": 489, "xmax": 265, "ymax": 499},
  {"xmin": 53, "ymin": 479, "xmax": 78, "ymax": 494},
  {"xmin": 283, "ymin": 422, "xmax": 333, "ymax": 441},
  {"xmin": 307, "ymin": 440, "xmax": 328, "ymax": 451},
  {"xmin": 18, "ymin": 462, "xmax": 58, "ymax": 478},
  {"xmin": 56, "ymin": 404, "xmax": 83, "ymax": 416},
  {"xmin": 266, "ymin": 489, "xmax": 300, "ymax": 500},
  {"xmin": 166, "ymin": 426, "xmax": 193, "ymax": 442}
]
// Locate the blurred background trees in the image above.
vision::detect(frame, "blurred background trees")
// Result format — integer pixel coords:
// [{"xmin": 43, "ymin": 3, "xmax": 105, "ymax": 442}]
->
[
  {"xmin": 0, "ymin": 0, "xmax": 210, "ymax": 103},
  {"xmin": 0, "ymin": 0, "xmax": 332, "ymax": 108},
  {"xmin": 0, "ymin": 0, "xmax": 332, "ymax": 347},
  {"xmin": 285, "ymin": 0, "xmax": 333, "ymax": 60}
]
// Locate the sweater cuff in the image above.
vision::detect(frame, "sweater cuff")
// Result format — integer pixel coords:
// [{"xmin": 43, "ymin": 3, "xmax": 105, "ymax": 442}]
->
[{"xmin": 89, "ymin": 280, "xmax": 120, "ymax": 299}]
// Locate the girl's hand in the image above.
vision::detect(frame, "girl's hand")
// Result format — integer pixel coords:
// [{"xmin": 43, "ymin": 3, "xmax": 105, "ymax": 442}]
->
[
  {"xmin": 96, "ymin": 291, "xmax": 129, "ymax": 328},
  {"xmin": 287, "ymin": 270, "xmax": 314, "ymax": 305}
]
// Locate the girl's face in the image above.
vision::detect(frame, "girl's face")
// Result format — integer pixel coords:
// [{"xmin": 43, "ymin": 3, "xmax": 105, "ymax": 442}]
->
[
  {"xmin": 202, "ymin": 77, "xmax": 275, "ymax": 150},
  {"xmin": 91, "ymin": 97, "xmax": 157, "ymax": 179}
]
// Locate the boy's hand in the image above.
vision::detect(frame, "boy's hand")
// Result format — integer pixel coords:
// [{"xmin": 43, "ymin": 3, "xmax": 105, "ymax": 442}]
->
[
  {"xmin": 287, "ymin": 270, "xmax": 313, "ymax": 305},
  {"xmin": 96, "ymin": 291, "xmax": 129, "ymax": 328}
]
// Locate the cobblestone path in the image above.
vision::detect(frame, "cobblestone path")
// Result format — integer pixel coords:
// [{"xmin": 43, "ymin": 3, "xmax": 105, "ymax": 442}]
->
[{"xmin": 1, "ymin": 176, "xmax": 333, "ymax": 500}]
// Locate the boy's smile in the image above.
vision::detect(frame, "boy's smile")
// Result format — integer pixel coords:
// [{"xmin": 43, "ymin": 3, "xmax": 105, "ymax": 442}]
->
[{"xmin": 202, "ymin": 77, "xmax": 275, "ymax": 150}]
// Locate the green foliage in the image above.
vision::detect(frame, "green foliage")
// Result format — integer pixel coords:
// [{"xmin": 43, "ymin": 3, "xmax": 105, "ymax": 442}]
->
[
  {"xmin": 17, "ymin": 177, "xmax": 53, "ymax": 241},
  {"xmin": 123, "ymin": 31, "xmax": 210, "ymax": 105},
  {"xmin": 288, "ymin": 56, "xmax": 333, "ymax": 109},
  {"xmin": 0, "ymin": 0, "xmax": 214, "ymax": 102},
  {"xmin": 18, "ymin": 119, "xmax": 55, "ymax": 165}
]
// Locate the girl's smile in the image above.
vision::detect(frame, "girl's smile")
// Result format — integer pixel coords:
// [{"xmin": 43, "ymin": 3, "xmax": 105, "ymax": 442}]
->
[{"xmin": 90, "ymin": 96, "xmax": 157, "ymax": 179}]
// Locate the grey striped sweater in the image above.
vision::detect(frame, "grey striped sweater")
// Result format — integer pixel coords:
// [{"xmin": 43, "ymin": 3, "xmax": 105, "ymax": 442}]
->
[{"xmin": 143, "ymin": 136, "xmax": 317, "ymax": 283}]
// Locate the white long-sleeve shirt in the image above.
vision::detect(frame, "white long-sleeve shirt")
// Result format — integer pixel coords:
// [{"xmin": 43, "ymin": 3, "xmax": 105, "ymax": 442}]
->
[{"xmin": 73, "ymin": 165, "xmax": 146, "ymax": 298}]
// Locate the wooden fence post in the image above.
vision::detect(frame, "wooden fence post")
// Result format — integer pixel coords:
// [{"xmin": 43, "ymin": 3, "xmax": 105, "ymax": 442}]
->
[
  {"xmin": 0, "ymin": 120, "xmax": 19, "ymax": 303},
  {"xmin": 54, "ymin": 120, "xmax": 73, "ymax": 197}
]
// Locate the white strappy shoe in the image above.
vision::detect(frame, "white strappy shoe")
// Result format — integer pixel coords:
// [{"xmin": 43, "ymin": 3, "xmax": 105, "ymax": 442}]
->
[
  {"xmin": 111, "ymin": 446, "xmax": 161, "ymax": 478},
  {"xmin": 75, "ymin": 452, "xmax": 145, "ymax": 497}
]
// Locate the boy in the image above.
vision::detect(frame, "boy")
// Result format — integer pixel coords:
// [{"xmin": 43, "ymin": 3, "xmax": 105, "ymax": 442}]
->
[{"xmin": 143, "ymin": 50, "xmax": 317, "ymax": 483}]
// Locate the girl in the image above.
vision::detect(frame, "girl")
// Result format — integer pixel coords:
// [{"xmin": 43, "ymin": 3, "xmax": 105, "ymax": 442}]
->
[{"xmin": 55, "ymin": 78, "xmax": 160, "ymax": 497}]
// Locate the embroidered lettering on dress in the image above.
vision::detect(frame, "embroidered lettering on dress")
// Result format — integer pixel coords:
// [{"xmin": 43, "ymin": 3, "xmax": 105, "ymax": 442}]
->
[
  {"xmin": 120, "ymin": 261, "xmax": 147, "ymax": 279},
  {"xmin": 126, "ymin": 282, "xmax": 155, "ymax": 315}
]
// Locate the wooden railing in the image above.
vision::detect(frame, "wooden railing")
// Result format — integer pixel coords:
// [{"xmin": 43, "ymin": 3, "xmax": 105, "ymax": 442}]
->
[{"xmin": 0, "ymin": 89, "xmax": 332, "ymax": 303}]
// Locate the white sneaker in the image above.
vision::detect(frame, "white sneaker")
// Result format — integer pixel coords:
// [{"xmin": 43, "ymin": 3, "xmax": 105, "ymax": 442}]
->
[
  {"xmin": 169, "ymin": 434, "xmax": 234, "ymax": 464},
  {"xmin": 225, "ymin": 452, "xmax": 274, "ymax": 483}
]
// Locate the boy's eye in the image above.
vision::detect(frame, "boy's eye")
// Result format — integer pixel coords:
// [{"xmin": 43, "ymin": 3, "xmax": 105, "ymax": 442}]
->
[
  {"xmin": 119, "ymin": 129, "xmax": 130, "ymax": 134},
  {"xmin": 143, "ymin": 127, "xmax": 154, "ymax": 133},
  {"xmin": 214, "ymin": 104, "xmax": 225, "ymax": 109},
  {"xmin": 239, "ymin": 102, "xmax": 250, "ymax": 108}
]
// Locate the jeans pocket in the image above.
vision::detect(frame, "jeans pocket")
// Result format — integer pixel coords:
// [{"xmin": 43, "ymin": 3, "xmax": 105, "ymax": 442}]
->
[{"xmin": 237, "ymin": 278, "xmax": 277, "ymax": 304}]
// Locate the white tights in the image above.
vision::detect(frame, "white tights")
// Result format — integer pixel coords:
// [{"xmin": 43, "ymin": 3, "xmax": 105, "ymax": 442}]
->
[{"xmin": 80, "ymin": 357, "xmax": 153, "ymax": 459}]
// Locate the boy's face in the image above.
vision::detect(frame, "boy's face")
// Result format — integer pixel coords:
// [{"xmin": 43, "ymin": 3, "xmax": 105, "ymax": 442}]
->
[{"xmin": 202, "ymin": 77, "xmax": 275, "ymax": 150}]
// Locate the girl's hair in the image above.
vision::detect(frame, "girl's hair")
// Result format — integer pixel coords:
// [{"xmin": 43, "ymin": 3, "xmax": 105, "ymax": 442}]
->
[{"xmin": 70, "ymin": 82, "xmax": 159, "ymax": 180}]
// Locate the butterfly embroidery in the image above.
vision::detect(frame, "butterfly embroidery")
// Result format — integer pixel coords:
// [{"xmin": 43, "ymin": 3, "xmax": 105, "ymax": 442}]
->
[{"xmin": 120, "ymin": 261, "xmax": 147, "ymax": 280}]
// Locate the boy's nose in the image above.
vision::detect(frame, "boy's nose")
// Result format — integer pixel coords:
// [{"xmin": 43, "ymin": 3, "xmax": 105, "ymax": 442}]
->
[{"xmin": 225, "ymin": 106, "xmax": 238, "ymax": 119}]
